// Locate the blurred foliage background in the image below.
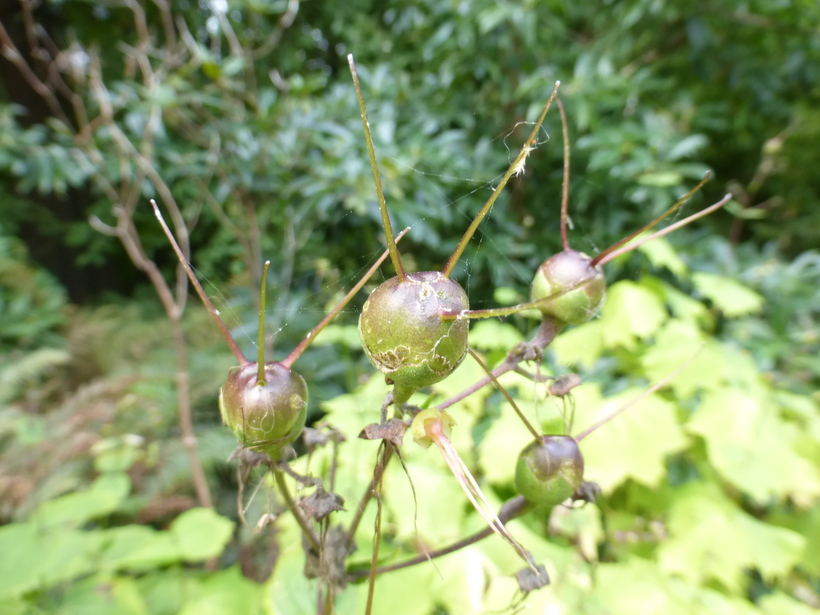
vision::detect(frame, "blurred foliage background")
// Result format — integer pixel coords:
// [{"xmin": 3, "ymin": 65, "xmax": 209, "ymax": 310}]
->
[{"xmin": 0, "ymin": 0, "xmax": 818, "ymax": 613}]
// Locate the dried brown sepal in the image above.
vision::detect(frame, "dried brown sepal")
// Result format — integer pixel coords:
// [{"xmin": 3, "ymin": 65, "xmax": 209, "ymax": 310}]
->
[
  {"xmin": 300, "ymin": 487, "xmax": 346, "ymax": 521},
  {"xmin": 572, "ymin": 481, "xmax": 601, "ymax": 505},
  {"xmin": 515, "ymin": 563, "xmax": 550, "ymax": 593},
  {"xmin": 359, "ymin": 418, "xmax": 409, "ymax": 447},
  {"xmin": 253, "ymin": 513, "xmax": 277, "ymax": 534},
  {"xmin": 303, "ymin": 427, "xmax": 330, "ymax": 448},
  {"xmin": 303, "ymin": 526, "xmax": 353, "ymax": 590},
  {"xmin": 549, "ymin": 373, "xmax": 582, "ymax": 398},
  {"xmin": 227, "ymin": 446, "xmax": 270, "ymax": 468}
]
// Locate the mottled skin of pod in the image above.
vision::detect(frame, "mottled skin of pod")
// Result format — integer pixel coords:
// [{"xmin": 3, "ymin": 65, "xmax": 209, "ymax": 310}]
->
[
  {"xmin": 514, "ymin": 435, "xmax": 585, "ymax": 506},
  {"xmin": 358, "ymin": 271, "xmax": 469, "ymax": 405},
  {"xmin": 530, "ymin": 250, "xmax": 606, "ymax": 325},
  {"xmin": 219, "ymin": 361, "xmax": 308, "ymax": 460}
]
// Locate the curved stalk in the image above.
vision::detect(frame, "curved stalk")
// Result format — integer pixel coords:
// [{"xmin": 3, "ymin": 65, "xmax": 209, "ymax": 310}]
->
[
  {"xmin": 348, "ymin": 54, "xmax": 405, "ymax": 281},
  {"xmin": 441, "ymin": 81, "xmax": 561, "ymax": 278}
]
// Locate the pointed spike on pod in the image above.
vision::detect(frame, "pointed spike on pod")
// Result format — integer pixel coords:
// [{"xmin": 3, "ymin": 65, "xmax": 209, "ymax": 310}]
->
[
  {"xmin": 257, "ymin": 261, "xmax": 271, "ymax": 383},
  {"xmin": 150, "ymin": 200, "xmax": 248, "ymax": 365},
  {"xmin": 348, "ymin": 54, "xmax": 406, "ymax": 280}
]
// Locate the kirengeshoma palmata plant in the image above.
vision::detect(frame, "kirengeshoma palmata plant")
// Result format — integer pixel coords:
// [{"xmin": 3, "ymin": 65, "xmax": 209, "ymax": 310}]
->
[
  {"xmin": 349, "ymin": 54, "xmax": 561, "ymax": 409},
  {"xmin": 151, "ymin": 201, "xmax": 408, "ymax": 460},
  {"xmin": 445, "ymin": 97, "xmax": 734, "ymax": 330}
]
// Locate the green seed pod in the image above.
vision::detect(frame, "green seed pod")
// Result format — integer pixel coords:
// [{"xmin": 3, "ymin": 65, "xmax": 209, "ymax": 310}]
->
[
  {"xmin": 530, "ymin": 250, "xmax": 605, "ymax": 325},
  {"xmin": 359, "ymin": 271, "xmax": 469, "ymax": 405},
  {"xmin": 514, "ymin": 435, "xmax": 584, "ymax": 507},
  {"xmin": 219, "ymin": 361, "xmax": 308, "ymax": 460}
]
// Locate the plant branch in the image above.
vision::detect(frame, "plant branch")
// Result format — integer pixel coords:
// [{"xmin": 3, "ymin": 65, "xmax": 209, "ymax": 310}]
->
[
  {"xmin": 441, "ymin": 81, "xmax": 560, "ymax": 278},
  {"xmin": 116, "ymin": 202, "xmax": 214, "ymax": 510},
  {"xmin": 348, "ymin": 54, "xmax": 406, "ymax": 281},
  {"xmin": 0, "ymin": 19, "xmax": 70, "ymax": 125},
  {"xmin": 557, "ymin": 97, "xmax": 571, "ymax": 252},
  {"xmin": 152, "ymin": 201, "xmax": 249, "ymax": 364},
  {"xmin": 171, "ymin": 321, "xmax": 214, "ymax": 508},
  {"xmin": 274, "ymin": 467, "xmax": 321, "ymax": 551},
  {"xmin": 467, "ymin": 349, "xmax": 540, "ymax": 439},
  {"xmin": 590, "ymin": 173, "xmax": 711, "ymax": 268},
  {"xmin": 575, "ymin": 347, "xmax": 703, "ymax": 441},
  {"xmin": 346, "ymin": 443, "xmax": 395, "ymax": 547},
  {"xmin": 348, "ymin": 496, "xmax": 532, "ymax": 579},
  {"xmin": 365, "ymin": 444, "xmax": 389, "ymax": 615},
  {"xmin": 594, "ymin": 194, "xmax": 732, "ymax": 267},
  {"xmin": 441, "ymin": 275, "xmax": 593, "ymax": 321},
  {"xmin": 438, "ymin": 319, "xmax": 561, "ymax": 410}
]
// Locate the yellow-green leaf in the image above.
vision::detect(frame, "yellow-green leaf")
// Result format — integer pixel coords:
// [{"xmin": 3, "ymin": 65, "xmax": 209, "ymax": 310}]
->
[
  {"xmin": 692, "ymin": 272, "xmax": 764, "ymax": 317},
  {"xmin": 600, "ymin": 280, "xmax": 668, "ymax": 349}
]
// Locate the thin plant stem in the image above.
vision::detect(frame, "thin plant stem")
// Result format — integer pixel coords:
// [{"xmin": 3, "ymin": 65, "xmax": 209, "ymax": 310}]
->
[
  {"xmin": 590, "ymin": 173, "xmax": 711, "ymax": 268},
  {"xmin": 575, "ymin": 347, "xmax": 703, "ymax": 441},
  {"xmin": 437, "ymin": 319, "xmax": 561, "ymax": 410},
  {"xmin": 172, "ymin": 318, "xmax": 214, "ymax": 508},
  {"xmin": 467, "ymin": 349, "xmax": 540, "ymax": 439},
  {"xmin": 329, "ymin": 436, "xmax": 340, "ymax": 493},
  {"xmin": 257, "ymin": 261, "xmax": 270, "ymax": 383},
  {"xmin": 595, "ymin": 194, "xmax": 732, "ymax": 267},
  {"xmin": 273, "ymin": 467, "xmax": 320, "ymax": 551},
  {"xmin": 322, "ymin": 584, "xmax": 333, "ymax": 615},
  {"xmin": 557, "ymin": 97, "xmax": 571, "ymax": 252},
  {"xmin": 151, "ymin": 200, "xmax": 248, "ymax": 365},
  {"xmin": 119, "ymin": 204, "xmax": 213, "ymax": 509},
  {"xmin": 348, "ymin": 54, "xmax": 405, "ymax": 281},
  {"xmin": 365, "ymin": 444, "xmax": 389, "ymax": 615},
  {"xmin": 348, "ymin": 496, "xmax": 532, "ymax": 578},
  {"xmin": 441, "ymin": 81, "xmax": 561, "ymax": 278},
  {"xmin": 282, "ymin": 227, "xmax": 410, "ymax": 368},
  {"xmin": 346, "ymin": 444, "xmax": 395, "ymax": 546},
  {"xmin": 440, "ymin": 275, "xmax": 592, "ymax": 320},
  {"xmin": 438, "ymin": 359, "xmax": 513, "ymax": 411}
]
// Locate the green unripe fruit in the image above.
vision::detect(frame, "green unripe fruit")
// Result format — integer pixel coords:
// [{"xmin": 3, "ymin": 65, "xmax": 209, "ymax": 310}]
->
[
  {"xmin": 359, "ymin": 272, "xmax": 469, "ymax": 405},
  {"xmin": 530, "ymin": 250, "xmax": 605, "ymax": 325},
  {"xmin": 515, "ymin": 435, "xmax": 584, "ymax": 507},
  {"xmin": 219, "ymin": 361, "xmax": 308, "ymax": 460}
]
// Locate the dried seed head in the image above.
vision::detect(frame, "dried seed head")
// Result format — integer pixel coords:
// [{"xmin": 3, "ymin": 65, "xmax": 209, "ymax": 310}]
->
[
  {"xmin": 530, "ymin": 250, "xmax": 606, "ymax": 325},
  {"xmin": 219, "ymin": 361, "xmax": 308, "ymax": 461},
  {"xmin": 359, "ymin": 272, "xmax": 469, "ymax": 404},
  {"xmin": 515, "ymin": 435, "xmax": 585, "ymax": 507}
]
